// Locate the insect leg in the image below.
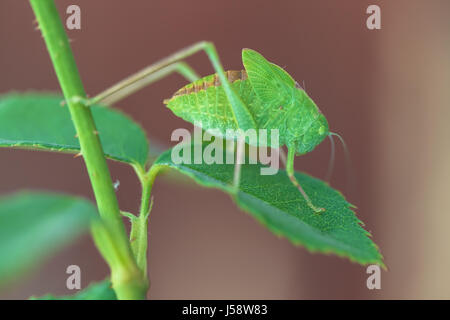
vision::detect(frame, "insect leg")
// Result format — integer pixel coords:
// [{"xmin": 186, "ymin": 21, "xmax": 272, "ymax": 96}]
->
[
  {"xmin": 287, "ymin": 147, "xmax": 325, "ymax": 213},
  {"xmin": 232, "ymin": 134, "xmax": 245, "ymax": 192},
  {"xmin": 91, "ymin": 42, "xmax": 258, "ymax": 192},
  {"xmin": 90, "ymin": 61, "xmax": 200, "ymax": 106},
  {"xmin": 197, "ymin": 42, "xmax": 257, "ymax": 194},
  {"xmin": 91, "ymin": 42, "xmax": 256, "ymax": 130}
]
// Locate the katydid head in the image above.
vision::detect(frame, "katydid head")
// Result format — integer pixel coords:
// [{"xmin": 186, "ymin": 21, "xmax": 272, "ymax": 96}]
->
[{"xmin": 293, "ymin": 111, "xmax": 329, "ymax": 155}]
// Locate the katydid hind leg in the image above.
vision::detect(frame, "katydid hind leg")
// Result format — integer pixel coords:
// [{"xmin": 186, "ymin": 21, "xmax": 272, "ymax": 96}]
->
[
  {"xmin": 90, "ymin": 41, "xmax": 256, "ymax": 133},
  {"xmin": 91, "ymin": 42, "xmax": 256, "ymax": 192},
  {"xmin": 90, "ymin": 61, "xmax": 200, "ymax": 106},
  {"xmin": 232, "ymin": 134, "xmax": 245, "ymax": 193}
]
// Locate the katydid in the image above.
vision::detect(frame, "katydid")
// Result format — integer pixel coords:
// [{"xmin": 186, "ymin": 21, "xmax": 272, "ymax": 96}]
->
[{"xmin": 89, "ymin": 41, "xmax": 338, "ymax": 213}]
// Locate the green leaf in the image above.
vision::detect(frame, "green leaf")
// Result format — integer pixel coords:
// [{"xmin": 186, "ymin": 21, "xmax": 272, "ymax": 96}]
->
[
  {"xmin": 0, "ymin": 93, "xmax": 149, "ymax": 167},
  {"xmin": 31, "ymin": 279, "xmax": 117, "ymax": 300},
  {"xmin": 153, "ymin": 144, "xmax": 384, "ymax": 267},
  {"xmin": 0, "ymin": 191, "xmax": 96, "ymax": 286}
]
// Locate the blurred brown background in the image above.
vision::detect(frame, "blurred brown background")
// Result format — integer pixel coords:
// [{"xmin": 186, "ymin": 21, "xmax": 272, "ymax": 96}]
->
[{"xmin": 0, "ymin": 0, "xmax": 449, "ymax": 299}]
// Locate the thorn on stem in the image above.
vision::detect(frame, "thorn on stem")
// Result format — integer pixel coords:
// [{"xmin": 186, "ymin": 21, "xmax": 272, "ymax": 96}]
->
[
  {"xmin": 73, "ymin": 152, "xmax": 82, "ymax": 158},
  {"xmin": 144, "ymin": 196, "xmax": 155, "ymax": 220},
  {"xmin": 150, "ymin": 196, "xmax": 154, "ymax": 209}
]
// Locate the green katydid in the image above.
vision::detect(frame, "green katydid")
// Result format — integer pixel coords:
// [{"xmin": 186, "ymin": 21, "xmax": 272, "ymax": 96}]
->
[{"xmin": 88, "ymin": 41, "xmax": 342, "ymax": 213}]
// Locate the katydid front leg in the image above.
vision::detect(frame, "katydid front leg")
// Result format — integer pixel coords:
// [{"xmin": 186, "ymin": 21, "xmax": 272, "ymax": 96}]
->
[{"xmin": 286, "ymin": 147, "xmax": 325, "ymax": 213}]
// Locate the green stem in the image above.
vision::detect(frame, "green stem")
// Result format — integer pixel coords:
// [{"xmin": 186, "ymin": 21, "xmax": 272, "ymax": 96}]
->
[
  {"xmin": 29, "ymin": 0, "xmax": 146, "ymax": 299},
  {"xmin": 131, "ymin": 165, "xmax": 163, "ymax": 278}
]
